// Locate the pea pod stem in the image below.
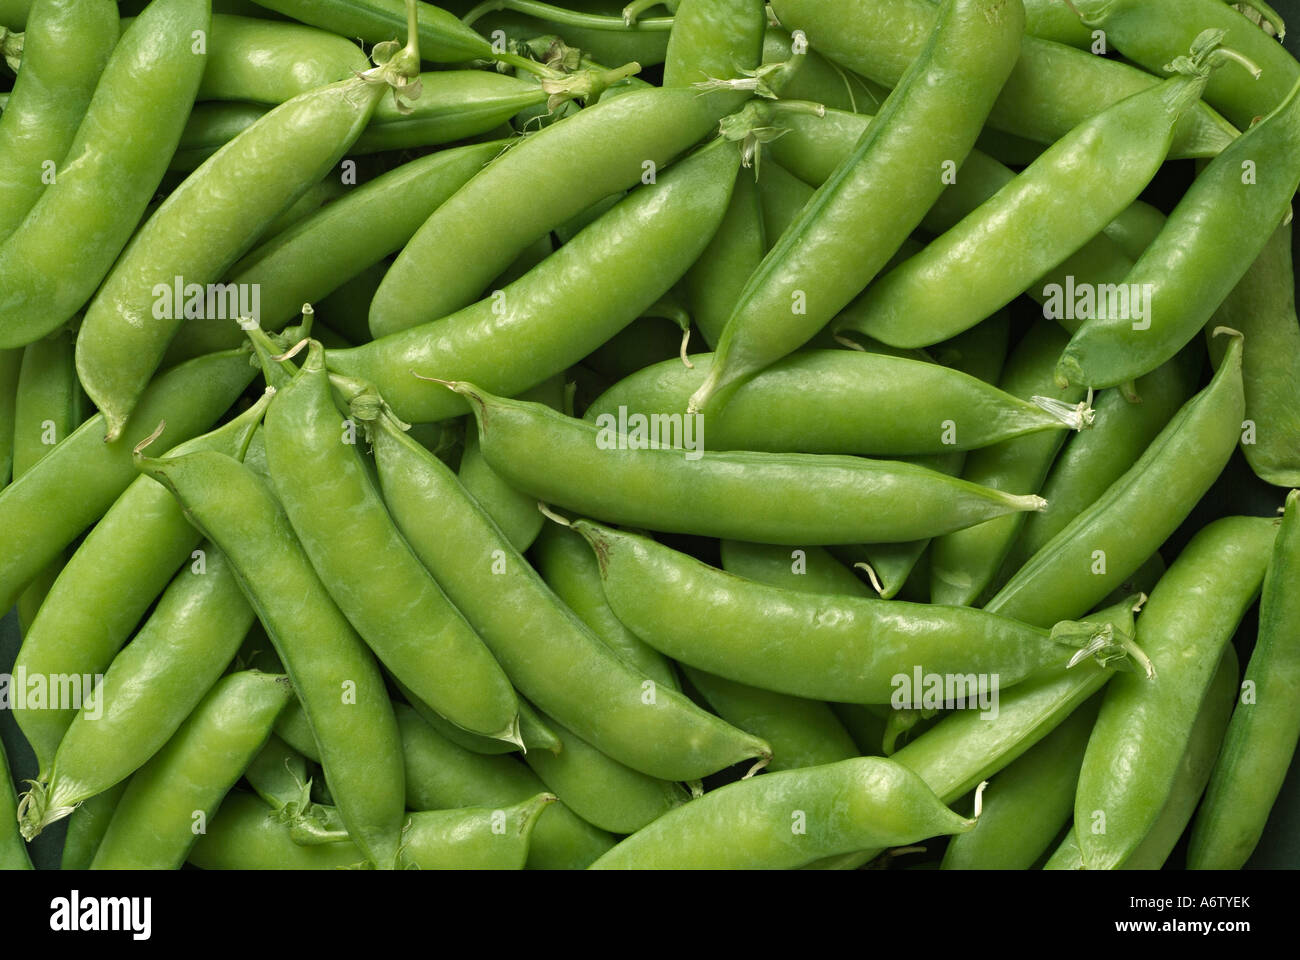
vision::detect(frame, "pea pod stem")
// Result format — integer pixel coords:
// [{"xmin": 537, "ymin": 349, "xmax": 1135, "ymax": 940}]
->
[{"xmin": 463, "ymin": 0, "xmax": 672, "ymax": 31}]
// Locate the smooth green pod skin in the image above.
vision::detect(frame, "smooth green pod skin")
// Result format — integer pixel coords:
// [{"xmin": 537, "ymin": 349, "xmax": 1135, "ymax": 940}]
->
[
  {"xmin": 575, "ymin": 521, "xmax": 1105, "ymax": 703},
  {"xmin": 59, "ymin": 781, "xmax": 126, "ymax": 870},
  {"xmin": 1189, "ymin": 491, "xmax": 1300, "ymax": 868},
  {"xmin": 1126, "ymin": 643, "xmax": 1238, "ymax": 870},
  {"xmin": 459, "ymin": 376, "xmax": 565, "ymax": 553},
  {"xmin": 662, "ymin": 0, "xmax": 764, "ymax": 87},
  {"xmin": 841, "ymin": 67, "xmax": 1211, "ymax": 348},
  {"xmin": 1020, "ymin": 0, "xmax": 1093, "ymax": 48},
  {"xmin": 1102, "ymin": 198, "xmax": 1167, "ymax": 262},
  {"xmin": 474, "ymin": 8, "xmax": 670, "ymax": 68},
  {"xmin": 0, "ymin": 740, "xmax": 31, "ymax": 869},
  {"xmin": 369, "ymin": 87, "xmax": 746, "ymax": 337},
  {"xmin": 756, "ymin": 158, "xmax": 814, "ymax": 244},
  {"xmin": 523, "ymin": 711, "xmax": 690, "ymax": 834},
  {"xmin": 0, "ymin": 0, "xmax": 211, "ymax": 349},
  {"xmin": 189, "ymin": 791, "xmax": 552, "ymax": 869},
  {"xmin": 194, "ymin": 13, "xmax": 368, "ymax": 102},
  {"xmin": 986, "ymin": 333, "xmax": 1246, "ymax": 628},
  {"xmin": 681, "ymin": 166, "xmax": 764, "ymax": 350},
  {"xmin": 244, "ymin": 735, "xmax": 309, "ymax": 812},
  {"xmin": 1068, "ymin": 0, "xmax": 1299, "ymax": 129},
  {"xmin": 764, "ymin": 105, "xmax": 1140, "ymax": 332},
  {"xmin": 459, "ymin": 383, "xmax": 1046, "ymax": 545},
  {"xmin": 369, "ymin": 415, "xmax": 771, "ymax": 782},
  {"xmin": 682, "ymin": 668, "xmax": 860, "ymax": 773},
  {"xmin": 77, "ymin": 69, "xmax": 396, "ymax": 442},
  {"xmin": 930, "ymin": 323, "xmax": 1086, "ymax": 607},
  {"xmin": 584, "ymin": 349, "xmax": 1080, "ymax": 457},
  {"xmin": 940, "ymin": 695, "xmax": 1099, "ymax": 870},
  {"xmin": 12, "ymin": 326, "xmax": 83, "ymax": 630},
  {"xmin": 1005, "ymin": 356, "xmax": 1198, "ymax": 574},
  {"xmin": 591, "ymin": 757, "xmax": 974, "ymax": 869},
  {"xmin": 762, "ymin": 27, "xmax": 874, "ymax": 113},
  {"xmin": 692, "ymin": 0, "xmax": 1024, "ymax": 413},
  {"xmin": 399, "ymin": 681, "xmax": 560, "ymax": 757},
  {"xmin": 169, "ymin": 75, "xmax": 532, "ymax": 169},
  {"xmin": 1076, "ymin": 516, "xmax": 1276, "ymax": 871},
  {"xmin": 719, "ymin": 539, "xmax": 872, "ymax": 599},
  {"xmin": 19, "ymin": 546, "xmax": 255, "ymax": 840},
  {"xmin": 333, "ymin": 138, "xmax": 740, "ymax": 423},
  {"xmin": 0, "ymin": 0, "xmax": 118, "ymax": 241},
  {"xmin": 1208, "ymin": 222, "xmax": 1300, "ymax": 487},
  {"xmin": 1057, "ymin": 80, "xmax": 1300, "ymax": 390},
  {"xmin": 531, "ymin": 523, "xmax": 678, "ymax": 690},
  {"xmin": 395, "ymin": 705, "xmax": 615, "ymax": 870},
  {"xmin": 0, "ymin": 348, "xmax": 257, "ymax": 614},
  {"xmin": 0, "ymin": 0, "xmax": 29, "ymax": 26},
  {"xmin": 11, "ymin": 389, "xmax": 268, "ymax": 774},
  {"xmin": 220, "ymin": 140, "xmax": 504, "ymax": 348},
  {"xmin": 135, "ymin": 450, "xmax": 406, "ymax": 868},
  {"xmin": 89, "ymin": 670, "xmax": 292, "ymax": 869},
  {"xmin": 0, "ymin": 348, "xmax": 19, "ymax": 487},
  {"xmin": 265, "ymin": 348, "xmax": 519, "ymax": 742},
  {"xmin": 768, "ymin": 0, "xmax": 1237, "ymax": 158}
]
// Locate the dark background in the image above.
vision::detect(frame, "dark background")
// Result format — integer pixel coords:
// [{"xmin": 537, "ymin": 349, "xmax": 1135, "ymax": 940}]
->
[{"xmin": 3, "ymin": 0, "xmax": 1300, "ymax": 871}]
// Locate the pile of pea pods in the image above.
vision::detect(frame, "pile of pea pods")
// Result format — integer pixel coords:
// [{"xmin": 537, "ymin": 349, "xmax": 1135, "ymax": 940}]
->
[{"xmin": 1, "ymin": 0, "xmax": 1298, "ymax": 873}]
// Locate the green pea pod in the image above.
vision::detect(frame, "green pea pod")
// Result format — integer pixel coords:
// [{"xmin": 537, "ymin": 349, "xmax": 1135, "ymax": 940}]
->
[
  {"xmin": 930, "ymin": 322, "xmax": 1089, "ymax": 607},
  {"xmin": 134, "ymin": 448, "xmax": 406, "ymax": 869},
  {"xmin": 1020, "ymin": 0, "xmax": 1094, "ymax": 48},
  {"xmin": 10, "ymin": 387, "xmax": 271, "ymax": 775},
  {"xmin": 940, "ymin": 694, "xmax": 1100, "ymax": 870},
  {"xmin": 0, "ymin": 0, "xmax": 118, "ymax": 242},
  {"xmin": 756, "ymin": 160, "xmax": 813, "ymax": 243},
  {"xmin": 572, "ymin": 520, "xmax": 1148, "ymax": 704},
  {"xmin": 1057, "ymin": 77, "xmax": 1300, "ymax": 390},
  {"xmin": 769, "ymin": 0, "xmax": 1238, "ymax": 157},
  {"xmin": 0, "ymin": 347, "xmax": 257, "ymax": 614},
  {"xmin": 59, "ymin": 781, "xmax": 126, "ymax": 870},
  {"xmin": 680, "ymin": 166, "xmax": 763, "ymax": 350},
  {"xmin": 1207, "ymin": 222, "xmax": 1300, "ymax": 487},
  {"xmin": 1075, "ymin": 515, "xmax": 1276, "ymax": 870},
  {"xmin": 1069, "ymin": 0, "xmax": 1298, "ymax": 129},
  {"xmin": 522, "ymin": 710, "xmax": 689, "ymax": 834},
  {"xmin": 331, "ymin": 135, "xmax": 741, "ymax": 422},
  {"xmin": 1125, "ymin": 643, "xmax": 1238, "ymax": 870},
  {"xmin": 265, "ymin": 342, "xmax": 520, "ymax": 742},
  {"xmin": 366, "ymin": 410, "xmax": 771, "ymax": 782},
  {"xmin": 530, "ymin": 522, "xmax": 678, "ymax": 689},
  {"xmin": 172, "ymin": 72, "xmax": 538, "ymax": 171},
  {"xmin": 761, "ymin": 104, "xmax": 1143, "ymax": 335},
  {"xmin": 0, "ymin": 0, "xmax": 210, "ymax": 350},
  {"xmin": 395, "ymin": 704, "xmax": 615, "ymax": 870},
  {"xmin": 662, "ymin": 0, "xmax": 764, "ymax": 87},
  {"xmin": 584, "ymin": 348, "xmax": 1087, "ymax": 457},
  {"xmin": 369, "ymin": 85, "xmax": 747, "ymax": 337},
  {"xmin": 840, "ymin": 36, "xmax": 1230, "ymax": 348},
  {"xmin": 190, "ymin": 790, "xmax": 553, "ymax": 869},
  {"xmin": 1006, "ymin": 355, "xmax": 1198, "ymax": 574},
  {"xmin": 76, "ymin": 21, "xmax": 422, "ymax": 442},
  {"xmin": 682, "ymin": 668, "xmax": 860, "ymax": 773},
  {"xmin": 761, "ymin": 26, "xmax": 874, "ymax": 113},
  {"xmin": 720, "ymin": 539, "xmax": 871, "ymax": 598},
  {"xmin": 243, "ymin": 736, "xmax": 352, "ymax": 844},
  {"xmin": 1189, "ymin": 490, "xmax": 1300, "ymax": 868},
  {"xmin": 196, "ymin": 12, "xmax": 369, "ymax": 102},
  {"xmin": 451, "ymin": 381, "xmax": 1047, "ymax": 545},
  {"xmin": 590, "ymin": 757, "xmax": 975, "ymax": 869},
  {"xmin": 16, "ymin": 543, "xmax": 256, "ymax": 841},
  {"xmin": 473, "ymin": 7, "xmax": 671, "ymax": 69},
  {"xmin": 12, "ymin": 326, "xmax": 83, "ymax": 629},
  {"xmin": 689, "ymin": 0, "xmax": 1024, "ymax": 414},
  {"xmin": 396, "ymin": 679, "xmax": 560, "ymax": 756},
  {"xmin": 987, "ymin": 331, "xmax": 1246, "ymax": 628},
  {"xmin": 460, "ymin": 376, "xmax": 565, "ymax": 552},
  {"xmin": 89, "ymin": 670, "xmax": 292, "ymax": 869},
  {"xmin": 0, "ymin": 0, "xmax": 29, "ymax": 27},
  {"xmin": 0, "ymin": 739, "xmax": 31, "ymax": 870}
]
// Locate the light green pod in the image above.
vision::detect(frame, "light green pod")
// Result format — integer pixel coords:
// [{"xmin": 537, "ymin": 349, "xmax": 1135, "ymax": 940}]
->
[
  {"xmin": 590, "ymin": 757, "xmax": 974, "ymax": 869},
  {"xmin": 90, "ymin": 671, "xmax": 292, "ymax": 869}
]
